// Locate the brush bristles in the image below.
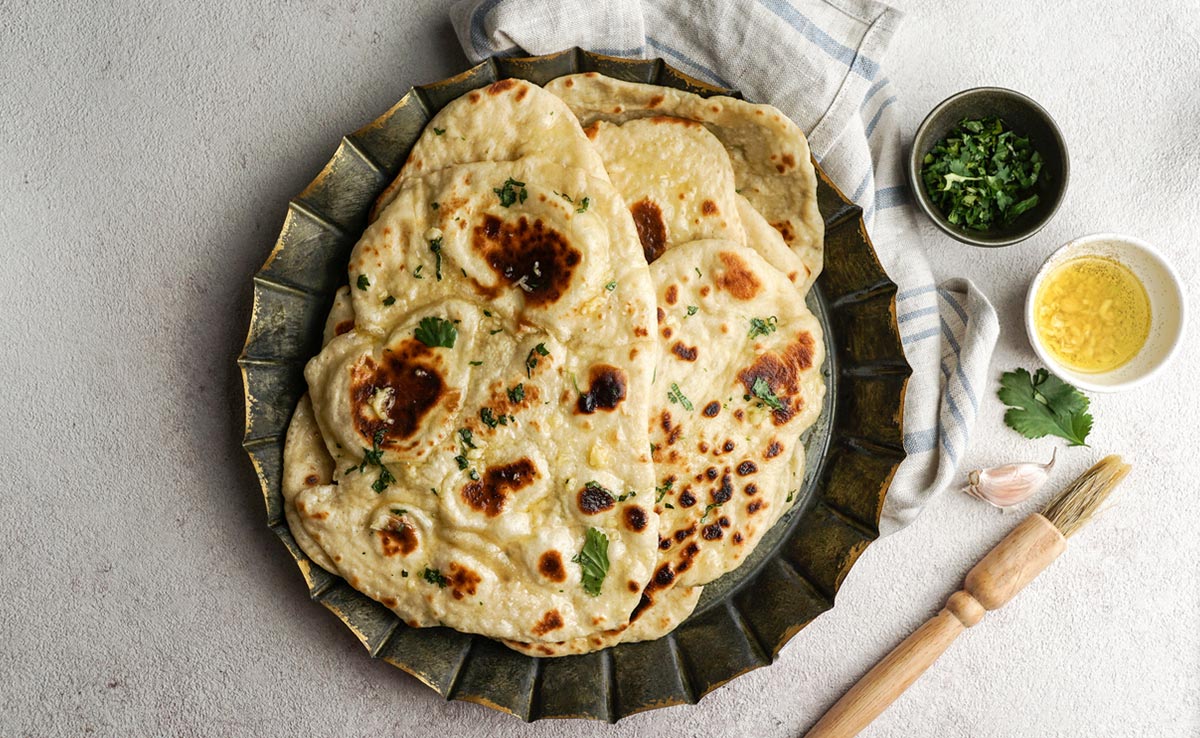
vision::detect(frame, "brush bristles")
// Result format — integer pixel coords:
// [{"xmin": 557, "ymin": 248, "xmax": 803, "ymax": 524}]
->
[{"xmin": 1041, "ymin": 455, "xmax": 1131, "ymax": 538}]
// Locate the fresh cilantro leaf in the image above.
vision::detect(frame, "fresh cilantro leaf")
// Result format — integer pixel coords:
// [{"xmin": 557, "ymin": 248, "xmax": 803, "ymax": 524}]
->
[
  {"xmin": 686, "ymin": 305, "xmax": 698, "ymax": 317},
  {"xmin": 668, "ymin": 382, "xmax": 693, "ymax": 411},
  {"xmin": 699, "ymin": 502, "xmax": 721, "ymax": 522},
  {"xmin": 617, "ymin": 490, "xmax": 636, "ymax": 502},
  {"xmin": 576, "ymin": 196, "xmax": 590, "ymax": 213},
  {"xmin": 526, "ymin": 342, "xmax": 549, "ymax": 377},
  {"xmin": 356, "ymin": 274, "xmax": 370, "ymax": 291},
  {"xmin": 997, "ymin": 367, "xmax": 1092, "ymax": 446},
  {"xmin": 786, "ymin": 489, "xmax": 796, "ymax": 503},
  {"xmin": 921, "ymin": 117, "xmax": 1044, "ymax": 231},
  {"xmin": 431, "ymin": 202, "xmax": 439, "ymax": 210},
  {"xmin": 432, "ymin": 127, "xmax": 446, "ymax": 136},
  {"xmin": 413, "ymin": 265, "xmax": 424, "ymax": 279},
  {"xmin": 605, "ymin": 280, "xmax": 617, "ymax": 292},
  {"xmin": 371, "ymin": 466, "xmax": 394, "ymax": 493},
  {"xmin": 455, "ymin": 454, "xmax": 469, "ymax": 470},
  {"xmin": 358, "ymin": 429, "xmax": 394, "ymax": 493},
  {"xmin": 556, "ymin": 191, "xmax": 573, "ymax": 203},
  {"xmin": 414, "ymin": 316, "xmax": 457, "ymax": 348},
  {"xmin": 572, "ymin": 527, "xmax": 609, "ymax": 597},
  {"xmin": 458, "ymin": 428, "xmax": 477, "ymax": 449},
  {"xmin": 748, "ymin": 316, "xmax": 778, "ymax": 338},
  {"xmin": 428, "ymin": 236, "xmax": 443, "ymax": 281},
  {"xmin": 494, "ymin": 177, "xmax": 527, "ymax": 207},
  {"xmin": 469, "ymin": 360, "xmax": 482, "ymax": 366},
  {"xmin": 468, "ymin": 468, "xmax": 480, "ymax": 481},
  {"xmin": 507, "ymin": 383, "xmax": 525, "ymax": 403},
  {"xmin": 422, "ymin": 567, "xmax": 448, "ymax": 587},
  {"xmin": 751, "ymin": 377, "xmax": 786, "ymax": 411},
  {"xmin": 382, "ymin": 295, "xmax": 396, "ymax": 306},
  {"xmin": 480, "ymin": 407, "xmax": 501, "ymax": 428},
  {"xmin": 655, "ymin": 478, "xmax": 674, "ymax": 503}
]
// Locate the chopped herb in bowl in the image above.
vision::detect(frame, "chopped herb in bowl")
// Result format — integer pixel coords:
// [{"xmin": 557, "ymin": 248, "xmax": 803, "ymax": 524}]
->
[{"xmin": 921, "ymin": 117, "xmax": 1044, "ymax": 232}]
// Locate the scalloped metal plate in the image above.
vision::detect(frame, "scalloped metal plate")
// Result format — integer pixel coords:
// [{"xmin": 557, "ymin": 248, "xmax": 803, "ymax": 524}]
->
[{"xmin": 238, "ymin": 48, "xmax": 910, "ymax": 722}]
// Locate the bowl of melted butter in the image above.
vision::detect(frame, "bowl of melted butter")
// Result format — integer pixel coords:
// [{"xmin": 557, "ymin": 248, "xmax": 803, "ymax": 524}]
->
[{"xmin": 1026, "ymin": 233, "xmax": 1185, "ymax": 392}]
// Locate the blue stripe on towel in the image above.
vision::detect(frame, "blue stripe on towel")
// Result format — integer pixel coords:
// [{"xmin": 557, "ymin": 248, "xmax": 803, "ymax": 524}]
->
[
  {"xmin": 756, "ymin": 0, "xmax": 880, "ymax": 80},
  {"xmin": 861, "ymin": 76, "xmax": 890, "ymax": 107},
  {"xmin": 897, "ymin": 305, "xmax": 938, "ymax": 324},
  {"xmin": 904, "ymin": 427, "xmax": 938, "ymax": 453},
  {"xmin": 865, "ymin": 95, "xmax": 897, "ymax": 138},
  {"xmin": 901, "ymin": 325, "xmax": 940, "ymax": 346},
  {"xmin": 875, "ymin": 185, "xmax": 910, "ymax": 209},
  {"xmin": 591, "ymin": 45, "xmax": 646, "ymax": 57},
  {"xmin": 897, "ymin": 283, "xmax": 937, "ymax": 301}
]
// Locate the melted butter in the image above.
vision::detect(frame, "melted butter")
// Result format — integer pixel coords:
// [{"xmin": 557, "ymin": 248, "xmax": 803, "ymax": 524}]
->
[{"xmin": 1034, "ymin": 255, "xmax": 1151, "ymax": 373}]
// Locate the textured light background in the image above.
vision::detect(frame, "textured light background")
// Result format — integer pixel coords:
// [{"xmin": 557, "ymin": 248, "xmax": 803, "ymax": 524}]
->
[{"xmin": 2, "ymin": 1, "xmax": 1197, "ymax": 735}]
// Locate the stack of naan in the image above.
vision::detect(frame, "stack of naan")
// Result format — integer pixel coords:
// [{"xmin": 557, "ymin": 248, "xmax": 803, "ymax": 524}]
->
[{"xmin": 283, "ymin": 73, "xmax": 826, "ymax": 656}]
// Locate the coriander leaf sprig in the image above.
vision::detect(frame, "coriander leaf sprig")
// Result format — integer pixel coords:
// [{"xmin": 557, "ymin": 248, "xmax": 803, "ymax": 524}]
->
[
  {"xmin": 572, "ymin": 527, "xmax": 610, "ymax": 596},
  {"xmin": 921, "ymin": 117, "xmax": 1044, "ymax": 231},
  {"xmin": 997, "ymin": 367, "xmax": 1092, "ymax": 446}
]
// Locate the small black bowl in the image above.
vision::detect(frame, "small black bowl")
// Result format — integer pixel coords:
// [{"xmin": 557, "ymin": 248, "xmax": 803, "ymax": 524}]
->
[{"xmin": 908, "ymin": 87, "xmax": 1069, "ymax": 247}]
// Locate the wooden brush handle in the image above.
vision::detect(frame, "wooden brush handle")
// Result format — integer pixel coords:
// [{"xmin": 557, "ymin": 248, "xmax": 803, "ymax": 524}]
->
[{"xmin": 805, "ymin": 515, "xmax": 1067, "ymax": 738}]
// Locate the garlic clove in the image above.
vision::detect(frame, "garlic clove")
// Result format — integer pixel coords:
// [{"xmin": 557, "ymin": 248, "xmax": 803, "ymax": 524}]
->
[{"xmin": 964, "ymin": 449, "xmax": 1056, "ymax": 508}]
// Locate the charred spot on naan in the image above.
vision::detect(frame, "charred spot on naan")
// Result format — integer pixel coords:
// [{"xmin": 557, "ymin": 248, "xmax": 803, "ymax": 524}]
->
[
  {"xmin": 448, "ymin": 562, "xmax": 482, "ymax": 600},
  {"xmin": 578, "ymin": 483, "xmax": 616, "ymax": 515},
  {"xmin": 486, "ymin": 78, "xmax": 518, "ymax": 96},
  {"xmin": 670, "ymin": 341, "xmax": 698, "ymax": 362},
  {"xmin": 538, "ymin": 550, "xmax": 567, "ymax": 582},
  {"xmin": 377, "ymin": 520, "xmax": 418, "ymax": 556},
  {"xmin": 472, "ymin": 214, "xmax": 581, "ymax": 307},
  {"xmin": 630, "ymin": 198, "xmax": 667, "ymax": 263},
  {"xmin": 737, "ymin": 331, "xmax": 816, "ymax": 425},
  {"xmin": 350, "ymin": 340, "xmax": 451, "ymax": 448},
  {"xmin": 461, "ymin": 458, "xmax": 539, "ymax": 517},
  {"xmin": 576, "ymin": 365, "xmax": 627, "ymax": 414},
  {"xmin": 532, "ymin": 609, "xmax": 565, "ymax": 636},
  {"xmin": 623, "ymin": 506, "xmax": 649, "ymax": 532},
  {"xmin": 714, "ymin": 251, "xmax": 762, "ymax": 300}
]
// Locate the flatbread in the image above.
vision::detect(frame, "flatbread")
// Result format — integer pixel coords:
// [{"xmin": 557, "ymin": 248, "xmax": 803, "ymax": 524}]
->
[
  {"xmin": 281, "ymin": 76, "xmax": 828, "ymax": 656},
  {"xmin": 290, "ymin": 155, "xmax": 662, "ymax": 645},
  {"xmin": 645, "ymin": 240, "xmax": 825, "ymax": 589},
  {"xmin": 370, "ymin": 78, "xmax": 608, "ymax": 220},
  {"xmin": 282, "ymin": 395, "xmax": 337, "ymax": 573},
  {"xmin": 585, "ymin": 117, "xmax": 744, "ymax": 262},
  {"xmin": 547, "ymin": 73, "xmax": 823, "ymax": 292}
]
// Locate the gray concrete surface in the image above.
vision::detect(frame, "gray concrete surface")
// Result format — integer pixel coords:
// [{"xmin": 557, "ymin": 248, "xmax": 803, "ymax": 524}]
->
[{"xmin": 2, "ymin": 1, "xmax": 1197, "ymax": 735}]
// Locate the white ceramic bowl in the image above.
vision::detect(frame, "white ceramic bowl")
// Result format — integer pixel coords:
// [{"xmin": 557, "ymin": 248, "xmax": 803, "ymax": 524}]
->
[{"xmin": 1025, "ymin": 233, "xmax": 1186, "ymax": 392}]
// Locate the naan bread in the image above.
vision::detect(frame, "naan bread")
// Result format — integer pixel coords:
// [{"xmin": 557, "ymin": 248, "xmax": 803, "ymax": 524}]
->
[
  {"xmin": 282, "ymin": 395, "xmax": 337, "ymax": 573},
  {"xmin": 371, "ymin": 78, "xmax": 609, "ymax": 220},
  {"xmin": 585, "ymin": 117, "xmax": 744, "ymax": 261},
  {"xmin": 282, "ymin": 76, "xmax": 828, "ymax": 656},
  {"xmin": 290, "ymin": 155, "xmax": 662, "ymax": 645},
  {"xmin": 547, "ymin": 73, "xmax": 824, "ymax": 292},
  {"xmin": 646, "ymin": 240, "xmax": 825, "ymax": 589}
]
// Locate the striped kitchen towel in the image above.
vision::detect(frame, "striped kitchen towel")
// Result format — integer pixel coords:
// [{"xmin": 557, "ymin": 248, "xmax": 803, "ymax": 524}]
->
[{"xmin": 449, "ymin": 0, "xmax": 999, "ymax": 534}]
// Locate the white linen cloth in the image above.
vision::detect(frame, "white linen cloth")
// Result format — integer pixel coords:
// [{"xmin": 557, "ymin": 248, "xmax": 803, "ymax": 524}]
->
[{"xmin": 448, "ymin": 0, "xmax": 1000, "ymax": 534}]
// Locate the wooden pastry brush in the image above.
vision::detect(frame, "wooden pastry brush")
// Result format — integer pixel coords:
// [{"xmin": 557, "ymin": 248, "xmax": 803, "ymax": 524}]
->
[{"xmin": 804, "ymin": 455, "xmax": 1132, "ymax": 738}]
